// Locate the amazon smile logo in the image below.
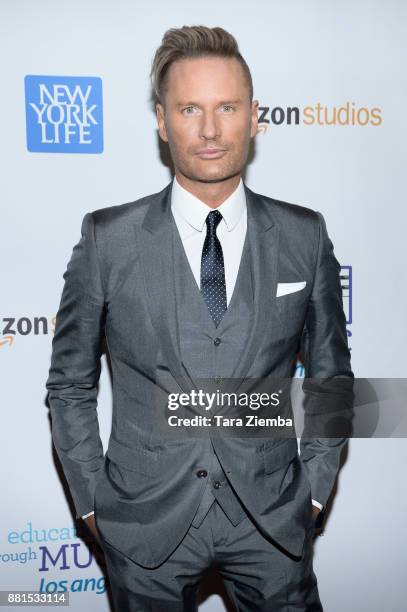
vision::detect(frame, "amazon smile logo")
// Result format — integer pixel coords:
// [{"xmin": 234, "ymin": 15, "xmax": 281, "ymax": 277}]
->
[{"xmin": 0, "ymin": 316, "xmax": 56, "ymax": 348}]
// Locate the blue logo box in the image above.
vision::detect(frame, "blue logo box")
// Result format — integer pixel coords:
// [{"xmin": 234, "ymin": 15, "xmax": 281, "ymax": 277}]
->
[{"xmin": 25, "ymin": 75, "xmax": 103, "ymax": 153}]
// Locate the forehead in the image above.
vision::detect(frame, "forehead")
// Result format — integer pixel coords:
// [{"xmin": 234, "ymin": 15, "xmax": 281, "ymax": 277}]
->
[{"xmin": 164, "ymin": 56, "xmax": 248, "ymax": 102}]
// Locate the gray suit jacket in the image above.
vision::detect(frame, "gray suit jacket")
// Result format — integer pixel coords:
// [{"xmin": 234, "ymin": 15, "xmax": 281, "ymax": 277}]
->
[{"xmin": 46, "ymin": 179, "xmax": 353, "ymax": 567}]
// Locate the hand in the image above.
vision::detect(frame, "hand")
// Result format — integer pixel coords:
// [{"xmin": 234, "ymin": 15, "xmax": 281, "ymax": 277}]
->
[
  {"xmin": 311, "ymin": 505, "xmax": 325, "ymax": 538},
  {"xmin": 312, "ymin": 505, "xmax": 321, "ymax": 523},
  {"xmin": 83, "ymin": 514, "xmax": 101, "ymax": 545}
]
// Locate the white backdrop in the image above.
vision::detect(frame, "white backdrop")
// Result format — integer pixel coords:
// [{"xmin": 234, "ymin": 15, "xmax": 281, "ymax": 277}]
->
[{"xmin": 1, "ymin": 0, "xmax": 406, "ymax": 610}]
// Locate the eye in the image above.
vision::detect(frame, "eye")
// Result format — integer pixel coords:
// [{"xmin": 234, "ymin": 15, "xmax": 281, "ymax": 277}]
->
[
  {"xmin": 221, "ymin": 105, "xmax": 235, "ymax": 112},
  {"xmin": 182, "ymin": 106, "xmax": 199, "ymax": 115}
]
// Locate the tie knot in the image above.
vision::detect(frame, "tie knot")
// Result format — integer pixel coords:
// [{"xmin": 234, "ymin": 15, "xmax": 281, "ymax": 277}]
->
[{"xmin": 206, "ymin": 210, "xmax": 223, "ymax": 232}]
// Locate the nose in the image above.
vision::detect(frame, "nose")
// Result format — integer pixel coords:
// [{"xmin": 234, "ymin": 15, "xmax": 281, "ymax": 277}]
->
[{"xmin": 199, "ymin": 111, "xmax": 220, "ymax": 141}]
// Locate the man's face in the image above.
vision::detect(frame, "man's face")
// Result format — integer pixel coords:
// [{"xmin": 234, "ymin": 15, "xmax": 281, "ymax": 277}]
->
[{"xmin": 156, "ymin": 56, "xmax": 258, "ymax": 184}]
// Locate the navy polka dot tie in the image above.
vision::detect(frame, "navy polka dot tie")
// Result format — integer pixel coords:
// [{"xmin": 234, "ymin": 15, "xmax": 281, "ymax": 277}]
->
[{"xmin": 200, "ymin": 210, "xmax": 227, "ymax": 327}]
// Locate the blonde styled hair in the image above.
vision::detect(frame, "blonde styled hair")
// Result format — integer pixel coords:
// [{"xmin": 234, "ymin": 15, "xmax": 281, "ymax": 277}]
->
[{"xmin": 150, "ymin": 25, "xmax": 253, "ymax": 105}]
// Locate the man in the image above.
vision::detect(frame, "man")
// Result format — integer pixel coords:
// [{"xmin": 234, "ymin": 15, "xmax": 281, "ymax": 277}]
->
[{"xmin": 46, "ymin": 25, "xmax": 353, "ymax": 611}]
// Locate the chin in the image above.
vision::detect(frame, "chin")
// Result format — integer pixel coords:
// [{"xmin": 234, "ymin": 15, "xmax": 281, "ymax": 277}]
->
[{"xmin": 190, "ymin": 166, "xmax": 238, "ymax": 184}]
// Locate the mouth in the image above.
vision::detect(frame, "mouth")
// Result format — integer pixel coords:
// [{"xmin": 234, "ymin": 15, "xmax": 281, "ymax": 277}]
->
[{"xmin": 195, "ymin": 147, "xmax": 228, "ymax": 160}]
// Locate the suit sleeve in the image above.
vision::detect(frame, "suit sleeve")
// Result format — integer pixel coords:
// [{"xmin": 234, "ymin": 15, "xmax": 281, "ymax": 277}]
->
[
  {"xmin": 299, "ymin": 211, "xmax": 354, "ymax": 509},
  {"xmin": 46, "ymin": 212, "xmax": 106, "ymax": 519}
]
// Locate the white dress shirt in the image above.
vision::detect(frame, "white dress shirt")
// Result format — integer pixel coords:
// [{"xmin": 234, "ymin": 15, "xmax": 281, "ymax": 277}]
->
[
  {"xmin": 81, "ymin": 175, "xmax": 323, "ymax": 518},
  {"xmin": 171, "ymin": 175, "xmax": 247, "ymax": 305}
]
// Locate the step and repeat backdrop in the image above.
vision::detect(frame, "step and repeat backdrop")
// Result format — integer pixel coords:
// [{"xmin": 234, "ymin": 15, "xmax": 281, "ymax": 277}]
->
[{"xmin": 1, "ymin": 1, "xmax": 406, "ymax": 610}]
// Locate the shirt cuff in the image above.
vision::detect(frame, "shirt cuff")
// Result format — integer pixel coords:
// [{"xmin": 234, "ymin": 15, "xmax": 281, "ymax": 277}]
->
[
  {"xmin": 81, "ymin": 511, "xmax": 95, "ymax": 519},
  {"xmin": 311, "ymin": 499, "xmax": 323, "ymax": 511}
]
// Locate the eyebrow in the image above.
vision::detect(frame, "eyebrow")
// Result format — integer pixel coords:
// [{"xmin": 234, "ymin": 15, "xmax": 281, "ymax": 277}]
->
[{"xmin": 176, "ymin": 99, "xmax": 243, "ymax": 108}]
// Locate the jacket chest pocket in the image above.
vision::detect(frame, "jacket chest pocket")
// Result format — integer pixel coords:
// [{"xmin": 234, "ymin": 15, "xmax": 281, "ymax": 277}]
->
[{"xmin": 274, "ymin": 290, "xmax": 309, "ymax": 329}]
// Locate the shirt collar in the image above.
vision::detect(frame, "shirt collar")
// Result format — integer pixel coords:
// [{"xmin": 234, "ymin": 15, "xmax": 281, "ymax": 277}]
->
[{"xmin": 171, "ymin": 174, "xmax": 246, "ymax": 239}]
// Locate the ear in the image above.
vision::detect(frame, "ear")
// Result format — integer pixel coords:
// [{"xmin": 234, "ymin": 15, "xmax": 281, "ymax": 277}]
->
[
  {"xmin": 156, "ymin": 103, "xmax": 168, "ymax": 143},
  {"xmin": 250, "ymin": 99, "xmax": 259, "ymax": 138}
]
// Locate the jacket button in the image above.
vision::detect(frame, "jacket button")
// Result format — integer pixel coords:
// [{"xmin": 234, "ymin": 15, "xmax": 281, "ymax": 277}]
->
[
  {"xmin": 214, "ymin": 337, "xmax": 221, "ymax": 346},
  {"xmin": 213, "ymin": 481, "xmax": 221, "ymax": 489},
  {"xmin": 196, "ymin": 469, "xmax": 208, "ymax": 478}
]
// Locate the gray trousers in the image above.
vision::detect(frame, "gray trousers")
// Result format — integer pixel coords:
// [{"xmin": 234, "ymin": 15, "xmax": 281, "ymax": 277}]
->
[{"xmin": 98, "ymin": 500, "xmax": 323, "ymax": 611}]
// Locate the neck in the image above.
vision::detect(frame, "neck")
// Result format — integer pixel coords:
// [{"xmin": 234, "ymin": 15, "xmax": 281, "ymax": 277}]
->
[{"xmin": 174, "ymin": 172, "xmax": 241, "ymax": 208}]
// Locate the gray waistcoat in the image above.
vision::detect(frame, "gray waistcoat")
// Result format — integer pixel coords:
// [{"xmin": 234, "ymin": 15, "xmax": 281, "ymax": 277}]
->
[{"xmin": 172, "ymin": 220, "xmax": 254, "ymax": 528}]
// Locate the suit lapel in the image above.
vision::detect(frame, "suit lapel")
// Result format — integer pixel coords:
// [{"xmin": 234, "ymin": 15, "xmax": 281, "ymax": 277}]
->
[
  {"xmin": 226, "ymin": 185, "xmax": 280, "ymax": 392},
  {"xmin": 135, "ymin": 179, "xmax": 196, "ymax": 394}
]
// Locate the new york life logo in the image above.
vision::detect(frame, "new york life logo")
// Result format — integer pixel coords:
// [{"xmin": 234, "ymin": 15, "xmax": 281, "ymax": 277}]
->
[{"xmin": 24, "ymin": 75, "xmax": 103, "ymax": 153}]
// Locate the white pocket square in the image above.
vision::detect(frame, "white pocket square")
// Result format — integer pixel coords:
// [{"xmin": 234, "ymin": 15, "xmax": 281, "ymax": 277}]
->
[{"xmin": 276, "ymin": 281, "xmax": 306, "ymax": 297}]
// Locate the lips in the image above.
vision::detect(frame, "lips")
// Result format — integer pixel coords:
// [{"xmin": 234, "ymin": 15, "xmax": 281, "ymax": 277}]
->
[{"xmin": 195, "ymin": 148, "xmax": 228, "ymax": 159}]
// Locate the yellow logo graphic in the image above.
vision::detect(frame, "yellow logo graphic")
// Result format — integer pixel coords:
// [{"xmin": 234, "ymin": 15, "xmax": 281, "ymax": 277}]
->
[{"xmin": 256, "ymin": 124, "xmax": 268, "ymax": 135}]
